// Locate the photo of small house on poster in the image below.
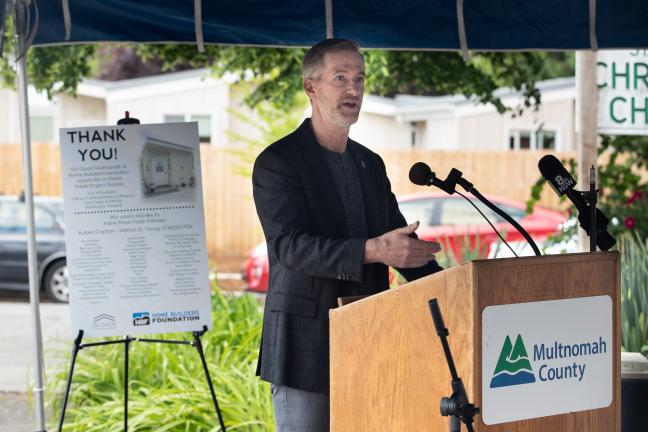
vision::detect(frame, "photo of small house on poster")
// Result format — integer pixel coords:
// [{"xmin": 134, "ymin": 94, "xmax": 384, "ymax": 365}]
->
[{"xmin": 141, "ymin": 137, "xmax": 197, "ymax": 198}]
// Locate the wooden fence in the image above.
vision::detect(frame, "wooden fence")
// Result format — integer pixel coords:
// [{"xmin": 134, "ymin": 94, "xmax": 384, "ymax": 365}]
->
[{"xmin": 0, "ymin": 143, "xmax": 574, "ymax": 267}]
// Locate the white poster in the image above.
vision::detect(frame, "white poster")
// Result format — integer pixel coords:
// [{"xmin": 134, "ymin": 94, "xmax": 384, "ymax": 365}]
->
[
  {"xmin": 59, "ymin": 122, "xmax": 212, "ymax": 338},
  {"xmin": 481, "ymin": 296, "xmax": 613, "ymax": 425}
]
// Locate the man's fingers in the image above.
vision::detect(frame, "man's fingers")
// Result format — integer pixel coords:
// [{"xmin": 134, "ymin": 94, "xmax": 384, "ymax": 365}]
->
[
  {"xmin": 407, "ymin": 238, "xmax": 442, "ymax": 254},
  {"xmin": 393, "ymin": 221, "xmax": 419, "ymax": 235}
]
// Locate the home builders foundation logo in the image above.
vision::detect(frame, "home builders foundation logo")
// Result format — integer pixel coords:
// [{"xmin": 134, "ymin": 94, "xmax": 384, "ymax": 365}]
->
[
  {"xmin": 490, "ymin": 334, "xmax": 535, "ymax": 388},
  {"xmin": 132, "ymin": 312, "xmax": 150, "ymax": 326},
  {"xmin": 490, "ymin": 334, "xmax": 608, "ymax": 389}
]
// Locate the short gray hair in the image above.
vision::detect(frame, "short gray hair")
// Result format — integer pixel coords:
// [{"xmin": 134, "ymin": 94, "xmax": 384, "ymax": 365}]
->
[{"xmin": 302, "ymin": 38, "xmax": 362, "ymax": 80}]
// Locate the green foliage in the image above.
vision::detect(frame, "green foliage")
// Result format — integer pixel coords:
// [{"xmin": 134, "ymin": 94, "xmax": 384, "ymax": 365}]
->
[
  {"xmin": 138, "ymin": 45, "xmax": 566, "ymax": 114},
  {"xmin": 47, "ymin": 287, "xmax": 273, "ymax": 431},
  {"xmin": 0, "ymin": 15, "xmax": 96, "ymax": 97},
  {"xmin": 620, "ymin": 233, "xmax": 648, "ymax": 355}
]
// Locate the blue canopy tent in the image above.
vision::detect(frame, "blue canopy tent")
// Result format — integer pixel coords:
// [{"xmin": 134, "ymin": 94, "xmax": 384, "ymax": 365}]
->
[
  {"xmin": 6, "ymin": 1, "xmax": 648, "ymax": 431},
  {"xmin": 30, "ymin": 0, "xmax": 648, "ymax": 51}
]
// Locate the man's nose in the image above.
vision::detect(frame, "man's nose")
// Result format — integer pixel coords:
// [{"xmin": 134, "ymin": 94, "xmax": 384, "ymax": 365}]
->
[{"xmin": 345, "ymin": 81, "xmax": 363, "ymax": 95}]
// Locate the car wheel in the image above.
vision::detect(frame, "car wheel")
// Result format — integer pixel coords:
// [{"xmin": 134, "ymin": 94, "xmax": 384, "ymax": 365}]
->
[{"xmin": 43, "ymin": 260, "xmax": 69, "ymax": 303}]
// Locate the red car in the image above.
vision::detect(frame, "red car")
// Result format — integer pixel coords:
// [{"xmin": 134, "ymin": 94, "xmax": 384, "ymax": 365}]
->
[{"xmin": 242, "ymin": 192, "xmax": 566, "ymax": 292}]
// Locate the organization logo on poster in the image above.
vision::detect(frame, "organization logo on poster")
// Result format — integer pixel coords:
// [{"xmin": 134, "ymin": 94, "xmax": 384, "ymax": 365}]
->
[
  {"xmin": 92, "ymin": 313, "xmax": 116, "ymax": 330},
  {"xmin": 132, "ymin": 312, "xmax": 151, "ymax": 326},
  {"xmin": 489, "ymin": 334, "xmax": 536, "ymax": 388}
]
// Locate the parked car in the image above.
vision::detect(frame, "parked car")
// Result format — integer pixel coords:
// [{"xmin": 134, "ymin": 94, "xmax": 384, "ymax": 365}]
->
[
  {"xmin": 242, "ymin": 192, "xmax": 566, "ymax": 293},
  {"xmin": 0, "ymin": 194, "xmax": 68, "ymax": 302}
]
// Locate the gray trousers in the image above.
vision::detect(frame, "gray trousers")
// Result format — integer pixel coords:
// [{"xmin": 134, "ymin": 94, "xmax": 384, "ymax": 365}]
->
[{"xmin": 271, "ymin": 384, "xmax": 329, "ymax": 431}]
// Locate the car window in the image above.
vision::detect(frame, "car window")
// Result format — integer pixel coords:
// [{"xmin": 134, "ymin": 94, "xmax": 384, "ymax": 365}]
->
[
  {"xmin": 439, "ymin": 198, "xmax": 500, "ymax": 225},
  {"xmin": 495, "ymin": 204, "xmax": 526, "ymax": 222},
  {"xmin": 0, "ymin": 202, "xmax": 26, "ymax": 233},
  {"xmin": 398, "ymin": 199, "xmax": 437, "ymax": 227},
  {"xmin": 0, "ymin": 201, "xmax": 59, "ymax": 233}
]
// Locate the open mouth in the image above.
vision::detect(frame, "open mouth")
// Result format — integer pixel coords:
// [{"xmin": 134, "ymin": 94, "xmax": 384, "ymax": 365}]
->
[{"xmin": 341, "ymin": 101, "xmax": 358, "ymax": 110}]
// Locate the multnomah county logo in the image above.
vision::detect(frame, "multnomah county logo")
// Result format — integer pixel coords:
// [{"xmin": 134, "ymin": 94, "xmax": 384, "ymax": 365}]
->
[{"xmin": 490, "ymin": 334, "xmax": 536, "ymax": 388}]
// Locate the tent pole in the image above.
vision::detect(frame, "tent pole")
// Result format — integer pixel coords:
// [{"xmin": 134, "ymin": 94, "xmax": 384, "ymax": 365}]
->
[
  {"xmin": 576, "ymin": 51, "xmax": 599, "ymax": 252},
  {"xmin": 15, "ymin": 3, "xmax": 47, "ymax": 430}
]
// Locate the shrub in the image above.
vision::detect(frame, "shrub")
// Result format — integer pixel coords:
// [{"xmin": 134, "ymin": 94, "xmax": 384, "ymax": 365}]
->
[{"xmin": 620, "ymin": 233, "xmax": 648, "ymax": 355}]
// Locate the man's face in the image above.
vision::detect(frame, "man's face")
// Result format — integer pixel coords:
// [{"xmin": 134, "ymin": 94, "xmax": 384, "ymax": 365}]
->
[{"xmin": 307, "ymin": 50, "xmax": 365, "ymax": 128}]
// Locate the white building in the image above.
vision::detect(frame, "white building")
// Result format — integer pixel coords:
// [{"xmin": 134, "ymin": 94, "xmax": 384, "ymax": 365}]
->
[
  {"xmin": 0, "ymin": 69, "xmax": 576, "ymax": 153},
  {"xmin": 352, "ymin": 77, "xmax": 576, "ymax": 152}
]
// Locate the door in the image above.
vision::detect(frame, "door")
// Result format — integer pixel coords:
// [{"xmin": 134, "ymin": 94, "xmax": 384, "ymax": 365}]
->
[{"xmin": 151, "ymin": 155, "xmax": 170, "ymax": 187}]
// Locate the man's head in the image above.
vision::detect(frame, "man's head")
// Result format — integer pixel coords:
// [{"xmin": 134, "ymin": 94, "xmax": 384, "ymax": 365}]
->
[{"xmin": 303, "ymin": 39, "xmax": 365, "ymax": 129}]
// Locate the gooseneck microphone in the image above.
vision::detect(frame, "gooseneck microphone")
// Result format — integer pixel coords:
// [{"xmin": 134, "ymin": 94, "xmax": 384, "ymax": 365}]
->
[
  {"xmin": 538, "ymin": 155, "xmax": 615, "ymax": 251},
  {"xmin": 408, "ymin": 162, "xmax": 541, "ymax": 257}
]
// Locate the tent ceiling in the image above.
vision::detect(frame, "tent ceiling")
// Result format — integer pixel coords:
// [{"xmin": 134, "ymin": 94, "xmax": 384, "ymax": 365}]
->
[{"xmin": 34, "ymin": 0, "xmax": 648, "ymax": 50}]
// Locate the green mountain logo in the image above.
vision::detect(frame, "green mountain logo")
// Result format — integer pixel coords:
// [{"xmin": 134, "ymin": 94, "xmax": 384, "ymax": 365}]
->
[{"xmin": 489, "ymin": 334, "xmax": 536, "ymax": 388}]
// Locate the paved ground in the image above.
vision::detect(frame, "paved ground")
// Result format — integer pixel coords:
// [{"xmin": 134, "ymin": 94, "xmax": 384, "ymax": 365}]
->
[
  {"xmin": 0, "ymin": 290, "xmax": 70, "ymax": 431},
  {"xmin": 0, "ymin": 392, "xmax": 34, "ymax": 432}
]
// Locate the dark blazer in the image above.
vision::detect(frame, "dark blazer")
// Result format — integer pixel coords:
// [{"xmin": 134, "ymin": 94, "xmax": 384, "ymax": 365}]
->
[{"xmin": 252, "ymin": 118, "xmax": 442, "ymax": 392}]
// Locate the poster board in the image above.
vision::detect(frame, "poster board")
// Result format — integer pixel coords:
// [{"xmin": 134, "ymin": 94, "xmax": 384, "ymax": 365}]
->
[{"xmin": 59, "ymin": 122, "xmax": 212, "ymax": 337}]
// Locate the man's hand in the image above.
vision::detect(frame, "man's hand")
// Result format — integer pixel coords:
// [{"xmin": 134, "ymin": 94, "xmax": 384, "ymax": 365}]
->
[{"xmin": 364, "ymin": 221, "xmax": 441, "ymax": 268}]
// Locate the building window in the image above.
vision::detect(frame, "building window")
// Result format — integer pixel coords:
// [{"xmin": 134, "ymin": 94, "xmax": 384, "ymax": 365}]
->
[
  {"xmin": 163, "ymin": 114, "xmax": 213, "ymax": 144},
  {"xmin": 30, "ymin": 116, "xmax": 54, "ymax": 142},
  {"xmin": 508, "ymin": 129, "xmax": 556, "ymax": 151},
  {"xmin": 537, "ymin": 130, "xmax": 556, "ymax": 150},
  {"xmin": 163, "ymin": 114, "xmax": 185, "ymax": 123},
  {"xmin": 190, "ymin": 115, "xmax": 212, "ymax": 144}
]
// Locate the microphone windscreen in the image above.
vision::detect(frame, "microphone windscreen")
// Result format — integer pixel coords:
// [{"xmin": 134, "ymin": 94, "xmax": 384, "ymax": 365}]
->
[
  {"xmin": 409, "ymin": 162, "xmax": 432, "ymax": 186},
  {"xmin": 538, "ymin": 155, "xmax": 576, "ymax": 196},
  {"xmin": 597, "ymin": 231, "xmax": 616, "ymax": 251}
]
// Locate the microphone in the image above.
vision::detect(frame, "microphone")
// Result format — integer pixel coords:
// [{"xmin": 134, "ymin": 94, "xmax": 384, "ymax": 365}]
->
[
  {"xmin": 409, "ymin": 162, "xmax": 435, "ymax": 186},
  {"xmin": 538, "ymin": 155, "xmax": 615, "ymax": 251},
  {"xmin": 408, "ymin": 162, "xmax": 541, "ymax": 257},
  {"xmin": 408, "ymin": 162, "xmax": 469, "ymax": 195}
]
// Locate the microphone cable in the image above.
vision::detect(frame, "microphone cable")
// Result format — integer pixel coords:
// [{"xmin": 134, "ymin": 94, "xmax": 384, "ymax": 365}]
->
[{"xmin": 454, "ymin": 190, "xmax": 519, "ymax": 258}]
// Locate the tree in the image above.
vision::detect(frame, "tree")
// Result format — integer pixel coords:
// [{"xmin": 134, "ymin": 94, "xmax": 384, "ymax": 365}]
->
[{"xmin": 0, "ymin": 30, "xmax": 573, "ymax": 112}]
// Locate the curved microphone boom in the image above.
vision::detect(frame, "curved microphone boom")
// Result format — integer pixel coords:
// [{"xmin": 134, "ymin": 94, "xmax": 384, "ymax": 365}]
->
[{"xmin": 408, "ymin": 162, "xmax": 542, "ymax": 257}]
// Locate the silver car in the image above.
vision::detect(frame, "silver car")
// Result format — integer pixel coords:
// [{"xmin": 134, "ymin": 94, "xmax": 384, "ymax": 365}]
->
[{"xmin": 0, "ymin": 194, "xmax": 68, "ymax": 302}]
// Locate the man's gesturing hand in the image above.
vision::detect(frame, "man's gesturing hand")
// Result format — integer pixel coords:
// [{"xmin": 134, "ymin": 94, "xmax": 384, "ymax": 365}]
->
[{"xmin": 364, "ymin": 221, "xmax": 441, "ymax": 268}]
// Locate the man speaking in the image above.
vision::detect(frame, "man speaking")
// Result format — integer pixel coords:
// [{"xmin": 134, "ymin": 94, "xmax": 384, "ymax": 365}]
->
[{"xmin": 252, "ymin": 38, "xmax": 443, "ymax": 431}]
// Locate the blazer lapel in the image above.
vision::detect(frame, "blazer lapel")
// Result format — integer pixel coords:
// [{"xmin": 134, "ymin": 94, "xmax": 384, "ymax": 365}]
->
[
  {"xmin": 348, "ymin": 141, "xmax": 382, "ymax": 238},
  {"xmin": 297, "ymin": 120, "xmax": 349, "ymax": 236}
]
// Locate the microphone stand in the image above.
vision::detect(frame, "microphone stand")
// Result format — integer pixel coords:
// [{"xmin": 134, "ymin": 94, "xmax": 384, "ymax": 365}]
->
[
  {"xmin": 588, "ymin": 166, "xmax": 597, "ymax": 253},
  {"xmin": 428, "ymin": 298, "xmax": 479, "ymax": 432},
  {"xmin": 430, "ymin": 168, "xmax": 542, "ymax": 256}
]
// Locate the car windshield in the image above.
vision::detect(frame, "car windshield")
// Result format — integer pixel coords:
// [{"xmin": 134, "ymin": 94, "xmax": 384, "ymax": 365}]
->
[{"xmin": 399, "ymin": 197, "xmax": 526, "ymax": 227}]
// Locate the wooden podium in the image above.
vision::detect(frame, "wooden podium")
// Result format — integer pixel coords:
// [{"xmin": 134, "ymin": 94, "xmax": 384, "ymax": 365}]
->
[{"xmin": 329, "ymin": 252, "xmax": 620, "ymax": 431}]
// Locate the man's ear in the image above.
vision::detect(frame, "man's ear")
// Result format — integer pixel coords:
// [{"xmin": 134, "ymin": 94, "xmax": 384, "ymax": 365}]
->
[{"xmin": 304, "ymin": 78, "xmax": 316, "ymax": 99}]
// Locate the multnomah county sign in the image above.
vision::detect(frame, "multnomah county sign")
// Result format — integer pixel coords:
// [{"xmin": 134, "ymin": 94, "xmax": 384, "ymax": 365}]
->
[{"xmin": 482, "ymin": 296, "xmax": 613, "ymax": 425}]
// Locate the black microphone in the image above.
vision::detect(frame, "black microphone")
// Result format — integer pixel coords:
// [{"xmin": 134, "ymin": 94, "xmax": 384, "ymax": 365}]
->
[
  {"xmin": 408, "ymin": 162, "xmax": 462, "ymax": 195},
  {"xmin": 538, "ymin": 155, "xmax": 615, "ymax": 251},
  {"xmin": 409, "ymin": 162, "xmax": 435, "ymax": 186}
]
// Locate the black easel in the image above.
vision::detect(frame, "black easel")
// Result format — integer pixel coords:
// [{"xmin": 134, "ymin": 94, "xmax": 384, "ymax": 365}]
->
[
  {"xmin": 58, "ymin": 113, "xmax": 226, "ymax": 431},
  {"xmin": 428, "ymin": 298, "xmax": 479, "ymax": 432},
  {"xmin": 57, "ymin": 326, "xmax": 226, "ymax": 432}
]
